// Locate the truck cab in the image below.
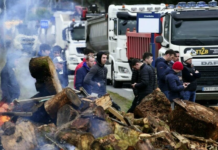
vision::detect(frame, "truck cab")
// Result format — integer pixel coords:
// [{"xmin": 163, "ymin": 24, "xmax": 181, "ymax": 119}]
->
[
  {"xmin": 156, "ymin": 1, "xmax": 218, "ymax": 100},
  {"xmin": 86, "ymin": 4, "xmax": 166, "ymax": 87}
]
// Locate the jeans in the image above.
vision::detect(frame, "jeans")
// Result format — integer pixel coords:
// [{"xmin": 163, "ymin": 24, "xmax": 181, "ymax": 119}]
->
[
  {"xmin": 163, "ymin": 91, "xmax": 169, "ymax": 99},
  {"xmin": 183, "ymin": 91, "xmax": 196, "ymax": 102}
]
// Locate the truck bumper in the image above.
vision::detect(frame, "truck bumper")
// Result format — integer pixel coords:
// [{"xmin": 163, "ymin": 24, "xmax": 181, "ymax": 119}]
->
[
  {"xmin": 196, "ymin": 86, "xmax": 218, "ymax": 100},
  {"xmin": 114, "ymin": 62, "xmax": 132, "ymax": 82}
]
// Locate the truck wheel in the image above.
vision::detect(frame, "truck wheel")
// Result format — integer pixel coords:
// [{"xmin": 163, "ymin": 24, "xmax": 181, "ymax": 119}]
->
[{"xmin": 111, "ymin": 65, "xmax": 123, "ymax": 88}]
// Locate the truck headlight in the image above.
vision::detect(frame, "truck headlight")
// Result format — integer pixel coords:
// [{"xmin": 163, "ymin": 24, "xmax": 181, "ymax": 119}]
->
[
  {"xmin": 118, "ymin": 66, "xmax": 129, "ymax": 73},
  {"xmin": 70, "ymin": 57, "xmax": 78, "ymax": 64}
]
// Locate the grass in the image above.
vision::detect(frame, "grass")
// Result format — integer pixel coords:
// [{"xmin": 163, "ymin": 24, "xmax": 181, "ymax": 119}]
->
[{"xmin": 107, "ymin": 91, "xmax": 132, "ymax": 112}]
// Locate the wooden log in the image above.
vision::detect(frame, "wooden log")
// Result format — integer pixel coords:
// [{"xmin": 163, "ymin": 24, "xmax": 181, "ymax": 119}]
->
[
  {"xmin": 113, "ymin": 122, "xmax": 141, "ymax": 146},
  {"xmin": 134, "ymin": 88, "xmax": 171, "ymax": 121},
  {"xmin": 57, "ymin": 117, "xmax": 90, "ymax": 132},
  {"xmin": 95, "ymin": 94, "xmax": 112, "ymax": 110},
  {"xmin": 2, "ymin": 121, "xmax": 15, "ymax": 135},
  {"xmin": 29, "ymin": 56, "xmax": 62, "ymax": 94},
  {"xmin": 89, "ymin": 118, "xmax": 114, "ymax": 138},
  {"xmin": 135, "ymin": 139, "xmax": 154, "ymax": 150},
  {"xmin": 55, "ymin": 130, "xmax": 95, "ymax": 150},
  {"xmin": 56, "ymin": 104, "xmax": 79, "ymax": 127},
  {"xmin": 44, "ymin": 87, "xmax": 81, "ymax": 119},
  {"xmin": 1, "ymin": 120, "xmax": 38, "ymax": 150},
  {"xmin": 169, "ymin": 99, "xmax": 218, "ymax": 141},
  {"xmin": 91, "ymin": 134, "xmax": 130, "ymax": 150}
]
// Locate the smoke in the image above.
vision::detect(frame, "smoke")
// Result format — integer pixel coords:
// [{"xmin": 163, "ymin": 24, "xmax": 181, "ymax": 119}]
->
[{"xmin": 0, "ymin": 0, "xmax": 53, "ymax": 100}]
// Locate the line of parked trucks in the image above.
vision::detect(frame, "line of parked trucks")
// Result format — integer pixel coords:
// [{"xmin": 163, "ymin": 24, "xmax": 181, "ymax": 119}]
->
[{"xmin": 1, "ymin": 1, "xmax": 218, "ymax": 100}]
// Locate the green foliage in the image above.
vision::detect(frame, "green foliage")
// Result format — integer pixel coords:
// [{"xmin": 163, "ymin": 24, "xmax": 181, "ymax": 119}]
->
[{"xmin": 28, "ymin": 7, "xmax": 52, "ymax": 21}]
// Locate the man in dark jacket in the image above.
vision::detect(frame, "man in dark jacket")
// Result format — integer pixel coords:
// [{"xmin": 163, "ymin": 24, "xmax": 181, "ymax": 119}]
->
[
  {"xmin": 84, "ymin": 51, "xmax": 108, "ymax": 97},
  {"xmin": 166, "ymin": 62, "xmax": 187, "ymax": 104},
  {"xmin": 75, "ymin": 56, "xmax": 95, "ymax": 94},
  {"xmin": 53, "ymin": 57, "xmax": 69, "ymax": 88},
  {"xmin": 1, "ymin": 52, "xmax": 21, "ymax": 103},
  {"xmin": 155, "ymin": 50, "xmax": 175, "ymax": 98},
  {"xmin": 128, "ymin": 58, "xmax": 155, "ymax": 112},
  {"xmin": 38, "ymin": 44, "xmax": 51, "ymax": 57},
  {"xmin": 182, "ymin": 54, "xmax": 201, "ymax": 102}
]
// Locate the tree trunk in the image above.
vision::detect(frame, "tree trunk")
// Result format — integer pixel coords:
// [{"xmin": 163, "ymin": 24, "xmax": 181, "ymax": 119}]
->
[
  {"xmin": 169, "ymin": 99, "xmax": 218, "ymax": 141},
  {"xmin": 1, "ymin": 120, "xmax": 38, "ymax": 150},
  {"xmin": 44, "ymin": 87, "xmax": 81, "ymax": 119},
  {"xmin": 134, "ymin": 88, "xmax": 171, "ymax": 121},
  {"xmin": 56, "ymin": 104, "xmax": 79, "ymax": 127},
  {"xmin": 55, "ymin": 130, "xmax": 95, "ymax": 150},
  {"xmin": 29, "ymin": 56, "xmax": 62, "ymax": 95}
]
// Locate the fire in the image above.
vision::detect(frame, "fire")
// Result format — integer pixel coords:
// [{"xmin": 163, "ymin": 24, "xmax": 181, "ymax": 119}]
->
[
  {"xmin": 0, "ymin": 102, "xmax": 11, "ymax": 126},
  {"xmin": 0, "ymin": 116, "xmax": 10, "ymax": 126}
]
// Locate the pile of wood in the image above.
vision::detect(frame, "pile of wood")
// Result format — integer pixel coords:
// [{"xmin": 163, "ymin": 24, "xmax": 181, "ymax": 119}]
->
[
  {"xmin": 1, "ymin": 88, "xmax": 218, "ymax": 150},
  {"xmin": 1, "ymin": 56, "xmax": 218, "ymax": 150}
]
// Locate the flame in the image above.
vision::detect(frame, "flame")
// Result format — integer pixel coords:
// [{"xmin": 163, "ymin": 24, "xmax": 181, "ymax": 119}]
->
[
  {"xmin": 0, "ymin": 102, "xmax": 11, "ymax": 126},
  {"xmin": 0, "ymin": 116, "xmax": 10, "ymax": 126}
]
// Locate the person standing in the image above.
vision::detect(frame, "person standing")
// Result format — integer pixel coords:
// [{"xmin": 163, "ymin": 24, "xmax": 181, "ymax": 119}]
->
[
  {"xmin": 38, "ymin": 44, "xmax": 51, "ymax": 57},
  {"xmin": 74, "ymin": 49, "xmax": 94, "ymax": 88},
  {"xmin": 169, "ymin": 51, "xmax": 182, "ymax": 81},
  {"xmin": 84, "ymin": 51, "xmax": 108, "ymax": 97},
  {"xmin": 51, "ymin": 45, "xmax": 62, "ymax": 60},
  {"xmin": 182, "ymin": 54, "xmax": 201, "ymax": 102},
  {"xmin": 155, "ymin": 50, "xmax": 175, "ymax": 98},
  {"xmin": 75, "ymin": 56, "xmax": 95, "ymax": 94},
  {"xmin": 166, "ymin": 62, "xmax": 187, "ymax": 103},
  {"xmin": 128, "ymin": 58, "xmax": 155, "ymax": 113},
  {"xmin": 1, "ymin": 52, "xmax": 21, "ymax": 103},
  {"xmin": 53, "ymin": 57, "xmax": 69, "ymax": 88}
]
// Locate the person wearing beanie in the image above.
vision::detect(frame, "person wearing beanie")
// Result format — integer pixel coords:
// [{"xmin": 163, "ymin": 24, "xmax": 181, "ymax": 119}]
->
[
  {"xmin": 182, "ymin": 54, "xmax": 201, "ymax": 102},
  {"xmin": 166, "ymin": 61, "xmax": 188, "ymax": 107}
]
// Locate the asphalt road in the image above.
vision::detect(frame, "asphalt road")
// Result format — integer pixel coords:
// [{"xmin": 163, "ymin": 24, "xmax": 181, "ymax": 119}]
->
[{"xmin": 68, "ymin": 75, "xmax": 218, "ymax": 106}]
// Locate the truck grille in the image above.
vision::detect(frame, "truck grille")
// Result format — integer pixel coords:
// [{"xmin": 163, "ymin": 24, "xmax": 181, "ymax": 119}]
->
[
  {"xmin": 76, "ymin": 47, "xmax": 85, "ymax": 54},
  {"xmin": 194, "ymin": 66, "xmax": 218, "ymax": 85}
]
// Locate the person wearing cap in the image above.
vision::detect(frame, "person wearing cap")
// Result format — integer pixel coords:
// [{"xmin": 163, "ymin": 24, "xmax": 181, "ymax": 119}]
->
[
  {"xmin": 182, "ymin": 54, "xmax": 201, "ymax": 102},
  {"xmin": 74, "ymin": 48, "xmax": 94, "ymax": 88},
  {"xmin": 1, "ymin": 52, "xmax": 22, "ymax": 103},
  {"xmin": 38, "ymin": 44, "xmax": 51, "ymax": 57},
  {"xmin": 53, "ymin": 57, "xmax": 69, "ymax": 88},
  {"xmin": 75, "ymin": 55, "xmax": 95, "ymax": 94},
  {"xmin": 166, "ymin": 62, "xmax": 187, "ymax": 105}
]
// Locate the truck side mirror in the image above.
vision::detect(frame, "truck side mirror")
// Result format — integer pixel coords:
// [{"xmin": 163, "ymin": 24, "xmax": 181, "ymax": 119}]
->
[{"xmin": 155, "ymin": 36, "xmax": 163, "ymax": 43}]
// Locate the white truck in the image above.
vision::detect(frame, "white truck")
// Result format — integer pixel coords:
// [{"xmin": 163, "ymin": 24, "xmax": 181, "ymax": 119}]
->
[
  {"xmin": 54, "ymin": 13, "xmax": 86, "ymax": 74},
  {"xmin": 156, "ymin": 1, "xmax": 218, "ymax": 100},
  {"xmin": 86, "ymin": 4, "xmax": 166, "ymax": 87}
]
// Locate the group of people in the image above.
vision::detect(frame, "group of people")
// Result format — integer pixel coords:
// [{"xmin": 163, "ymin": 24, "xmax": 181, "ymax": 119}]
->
[
  {"xmin": 128, "ymin": 50, "xmax": 201, "ymax": 112},
  {"xmin": 38, "ymin": 43, "xmax": 69, "ymax": 88}
]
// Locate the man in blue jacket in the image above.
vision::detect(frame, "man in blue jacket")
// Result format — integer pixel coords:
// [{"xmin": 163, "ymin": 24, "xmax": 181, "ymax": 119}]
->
[
  {"xmin": 155, "ymin": 50, "xmax": 175, "ymax": 98},
  {"xmin": 166, "ymin": 62, "xmax": 187, "ymax": 104},
  {"xmin": 75, "ymin": 56, "xmax": 95, "ymax": 94},
  {"xmin": 182, "ymin": 54, "xmax": 201, "ymax": 102}
]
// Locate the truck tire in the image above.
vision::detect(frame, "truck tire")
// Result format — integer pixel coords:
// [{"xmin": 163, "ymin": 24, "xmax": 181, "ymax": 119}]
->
[{"xmin": 111, "ymin": 64, "xmax": 123, "ymax": 88}]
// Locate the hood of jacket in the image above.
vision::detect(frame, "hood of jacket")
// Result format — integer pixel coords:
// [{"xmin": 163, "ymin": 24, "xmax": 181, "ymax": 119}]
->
[
  {"xmin": 155, "ymin": 57, "xmax": 166, "ymax": 67},
  {"xmin": 83, "ymin": 62, "xmax": 90, "ymax": 71},
  {"xmin": 97, "ymin": 52, "xmax": 106, "ymax": 67},
  {"xmin": 166, "ymin": 68, "xmax": 177, "ymax": 75}
]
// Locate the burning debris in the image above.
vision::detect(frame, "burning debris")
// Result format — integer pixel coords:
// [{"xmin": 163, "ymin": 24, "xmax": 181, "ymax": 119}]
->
[{"xmin": 0, "ymin": 56, "xmax": 218, "ymax": 150}]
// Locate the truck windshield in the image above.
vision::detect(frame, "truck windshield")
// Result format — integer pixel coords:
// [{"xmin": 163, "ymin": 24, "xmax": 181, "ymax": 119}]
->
[
  {"xmin": 171, "ymin": 18, "xmax": 218, "ymax": 45},
  {"xmin": 118, "ymin": 19, "xmax": 137, "ymax": 35},
  {"xmin": 71, "ymin": 27, "xmax": 85, "ymax": 41}
]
